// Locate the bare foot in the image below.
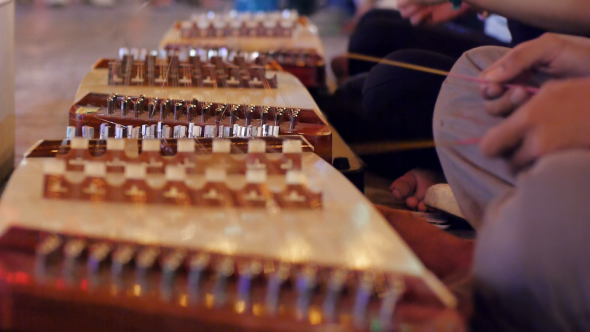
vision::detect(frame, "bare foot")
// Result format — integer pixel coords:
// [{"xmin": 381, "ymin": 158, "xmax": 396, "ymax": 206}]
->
[{"xmin": 390, "ymin": 169, "xmax": 445, "ymax": 211}]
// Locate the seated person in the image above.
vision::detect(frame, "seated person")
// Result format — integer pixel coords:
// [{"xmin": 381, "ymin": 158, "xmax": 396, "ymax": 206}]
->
[
  {"xmin": 377, "ymin": 0, "xmax": 590, "ymax": 210},
  {"xmin": 328, "ymin": 4, "xmax": 507, "ymax": 187},
  {"xmin": 378, "ymin": 33, "xmax": 590, "ymax": 330}
]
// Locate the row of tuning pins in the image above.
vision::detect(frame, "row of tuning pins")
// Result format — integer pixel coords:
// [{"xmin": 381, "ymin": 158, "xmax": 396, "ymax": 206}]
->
[
  {"xmin": 104, "ymin": 94, "xmax": 300, "ymax": 129},
  {"xmin": 119, "ymin": 47, "xmax": 250, "ymax": 65},
  {"xmin": 36, "ymin": 234, "xmax": 405, "ymax": 329}
]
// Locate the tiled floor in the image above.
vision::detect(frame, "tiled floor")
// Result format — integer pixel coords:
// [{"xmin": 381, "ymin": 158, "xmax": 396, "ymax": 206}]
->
[{"xmin": 13, "ymin": 0, "xmax": 349, "ymax": 164}]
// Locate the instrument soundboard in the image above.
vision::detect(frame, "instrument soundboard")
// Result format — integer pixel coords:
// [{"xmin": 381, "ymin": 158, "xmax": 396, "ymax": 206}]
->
[
  {"xmin": 0, "ymin": 137, "xmax": 455, "ymax": 331},
  {"xmin": 70, "ymin": 49, "xmax": 332, "ymax": 161},
  {"xmin": 159, "ymin": 11, "xmax": 326, "ymax": 89}
]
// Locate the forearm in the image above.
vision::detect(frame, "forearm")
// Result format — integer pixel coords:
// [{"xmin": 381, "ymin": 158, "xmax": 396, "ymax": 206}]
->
[
  {"xmin": 465, "ymin": 0, "xmax": 590, "ymax": 34},
  {"xmin": 375, "ymin": 206, "xmax": 474, "ymax": 280}
]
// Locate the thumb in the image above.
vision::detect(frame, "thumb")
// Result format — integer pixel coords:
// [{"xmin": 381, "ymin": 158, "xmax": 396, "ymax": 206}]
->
[{"xmin": 479, "ymin": 34, "xmax": 565, "ymax": 83}]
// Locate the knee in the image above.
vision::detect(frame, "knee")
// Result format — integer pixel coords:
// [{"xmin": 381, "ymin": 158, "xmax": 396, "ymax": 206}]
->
[
  {"xmin": 473, "ymin": 150, "xmax": 590, "ymax": 330},
  {"xmin": 432, "ymin": 46, "xmax": 511, "ymax": 142}
]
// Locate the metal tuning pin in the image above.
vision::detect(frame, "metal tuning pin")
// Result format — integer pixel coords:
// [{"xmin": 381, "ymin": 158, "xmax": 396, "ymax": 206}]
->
[
  {"xmin": 162, "ymin": 125, "xmax": 172, "ymax": 139},
  {"xmin": 160, "ymin": 250, "xmax": 187, "ymax": 301},
  {"xmin": 245, "ymin": 105, "xmax": 254, "ymax": 127},
  {"xmin": 214, "ymin": 105, "xmax": 224, "ymax": 125},
  {"xmin": 322, "ymin": 269, "xmax": 348, "ymax": 322},
  {"xmin": 141, "ymin": 124, "xmax": 149, "ymax": 139},
  {"xmin": 295, "ymin": 265, "xmax": 318, "ymax": 318},
  {"xmin": 274, "ymin": 108, "xmax": 284, "ymax": 127},
  {"xmin": 203, "ymin": 125, "xmax": 216, "ymax": 138},
  {"xmin": 82, "ymin": 126, "xmax": 94, "ymax": 139},
  {"xmin": 289, "ymin": 109, "xmax": 300, "ymax": 131},
  {"xmin": 127, "ymin": 125, "xmax": 140, "ymax": 139},
  {"xmin": 260, "ymin": 106, "xmax": 269, "ymax": 126},
  {"xmin": 106, "ymin": 94, "xmax": 117, "ymax": 116},
  {"xmin": 99, "ymin": 123, "xmax": 110, "ymax": 139},
  {"xmin": 201, "ymin": 104, "xmax": 210, "ymax": 123},
  {"xmin": 62, "ymin": 238, "xmax": 88, "ymax": 283},
  {"xmin": 111, "ymin": 244, "xmax": 136, "ymax": 277},
  {"xmin": 263, "ymin": 261, "xmax": 284, "ymax": 314},
  {"xmin": 66, "ymin": 126, "xmax": 76, "ymax": 139},
  {"xmin": 87, "ymin": 242, "xmax": 112, "ymax": 274},
  {"xmin": 213, "ymin": 258, "xmax": 235, "ymax": 307},
  {"xmin": 121, "ymin": 98, "xmax": 130, "ymax": 117},
  {"xmin": 186, "ymin": 104, "xmax": 194, "ymax": 123},
  {"xmin": 352, "ymin": 272, "xmax": 375, "ymax": 328},
  {"xmin": 150, "ymin": 124, "xmax": 157, "ymax": 139},
  {"xmin": 135, "ymin": 95, "xmax": 146, "ymax": 117},
  {"xmin": 114, "ymin": 124, "xmax": 125, "ymax": 139},
  {"xmin": 35, "ymin": 235, "xmax": 63, "ymax": 279},
  {"xmin": 229, "ymin": 105, "xmax": 239, "ymax": 126},
  {"xmin": 135, "ymin": 247, "xmax": 160, "ymax": 288},
  {"xmin": 173, "ymin": 125, "xmax": 187, "ymax": 138},
  {"xmin": 157, "ymin": 122, "xmax": 163, "ymax": 138},
  {"xmin": 147, "ymin": 100, "xmax": 156, "ymax": 120},
  {"xmin": 187, "ymin": 253, "xmax": 211, "ymax": 302},
  {"xmin": 188, "ymin": 123, "xmax": 195, "ymax": 138},
  {"xmin": 378, "ymin": 276, "xmax": 406, "ymax": 331},
  {"xmin": 174, "ymin": 102, "xmax": 183, "ymax": 121},
  {"xmin": 87, "ymin": 242, "xmax": 112, "ymax": 288},
  {"xmin": 237, "ymin": 261, "xmax": 262, "ymax": 307},
  {"xmin": 159, "ymin": 100, "xmax": 168, "ymax": 121}
]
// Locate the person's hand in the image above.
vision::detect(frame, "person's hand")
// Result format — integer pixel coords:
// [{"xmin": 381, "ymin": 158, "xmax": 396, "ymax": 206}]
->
[
  {"xmin": 398, "ymin": 0, "xmax": 470, "ymax": 26},
  {"xmin": 479, "ymin": 33, "xmax": 590, "ymax": 117},
  {"xmin": 480, "ymin": 78, "xmax": 590, "ymax": 169},
  {"xmin": 398, "ymin": 0, "xmax": 447, "ymax": 6}
]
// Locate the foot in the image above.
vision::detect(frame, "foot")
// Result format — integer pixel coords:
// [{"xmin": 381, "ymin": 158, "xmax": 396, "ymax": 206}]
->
[{"xmin": 390, "ymin": 169, "xmax": 445, "ymax": 211}]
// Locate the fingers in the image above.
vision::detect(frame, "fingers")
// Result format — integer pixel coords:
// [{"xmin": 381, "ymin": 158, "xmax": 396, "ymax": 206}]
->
[
  {"xmin": 390, "ymin": 172, "xmax": 417, "ymax": 200},
  {"xmin": 478, "ymin": 34, "xmax": 565, "ymax": 84},
  {"xmin": 510, "ymin": 134, "xmax": 541, "ymax": 170},
  {"xmin": 410, "ymin": 9, "xmax": 433, "ymax": 26},
  {"xmin": 479, "ymin": 82, "xmax": 505, "ymax": 100},
  {"xmin": 417, "ymin": 201, "xmax": 429, "ymax": 212},
  {"xmin": 480, "ymin": 106, "xmax": 531, "ymax": 157},
  {"xmin": 406, "ymin": 196, "xmax": 419, "ymax": 210},
  {"xmin": 399, "ymin": 3, "xmax": 422, "ymax": 19},
  {"xmin": 482, "ymin": 86, "xmax": 532, "ymax": 117},
  {"xmin": 398, "ymin": 0, "xmax": 447, "ymax": 5}
]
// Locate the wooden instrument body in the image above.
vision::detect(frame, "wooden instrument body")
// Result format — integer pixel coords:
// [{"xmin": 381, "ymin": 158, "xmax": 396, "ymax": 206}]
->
[
  {"xmin": 159, "ymin": 17, "xmax": 326, "ymax": 89},
  {"xmin": 0, "ymin": 142, "xmax": 455, "ymax": 331}
]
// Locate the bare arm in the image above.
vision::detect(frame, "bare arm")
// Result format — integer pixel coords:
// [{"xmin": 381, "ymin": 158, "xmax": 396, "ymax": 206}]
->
[
  {"xmin": 398, "ymin": 0, "xmax": 590, "ymax": 34},
  {"xmin": 467, "ymin": 0, "xmax": 590, "ymax": 34}
]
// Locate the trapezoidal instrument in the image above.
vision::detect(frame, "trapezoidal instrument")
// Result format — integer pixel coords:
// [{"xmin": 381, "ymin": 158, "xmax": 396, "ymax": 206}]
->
[
  {"xmin": 0, "ymin": 137, "xmax": 455, "ymax": 331},
  {"xmin": 159, "ymin": 10, "xmax": 326, "ymax": 89}
]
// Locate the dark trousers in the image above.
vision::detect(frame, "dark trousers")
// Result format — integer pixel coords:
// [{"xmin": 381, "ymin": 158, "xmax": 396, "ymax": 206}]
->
[
  {"xmin": 325, "ymin": 10, "xmax": 507, "ymax": 178},
  {"xmin": 330, "ymin": 50, "xmax": 456, "ymax": 177},
  {"xmin": 348, "ymin": 9, "xmax": 506, "ymax": 76}
]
